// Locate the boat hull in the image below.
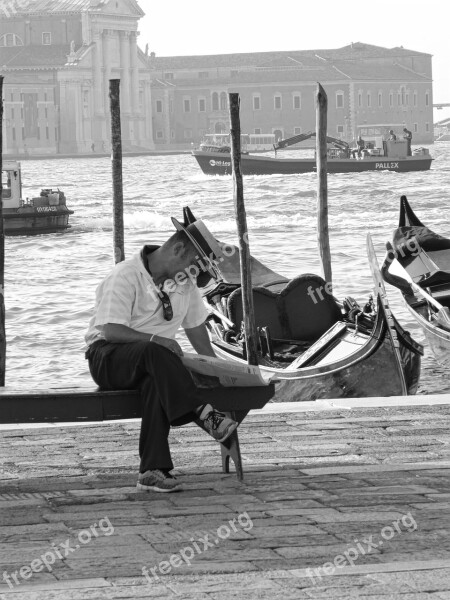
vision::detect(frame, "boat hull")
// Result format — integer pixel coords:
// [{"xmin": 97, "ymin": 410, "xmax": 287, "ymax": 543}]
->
[
  {"xmin": 192, "ymin": 150, "xmax": 433, "ymax": 176},
  {"xmin": 381, "ymin": 196, "xmax": 450, "ymax": 369},
  {"xmin": 405, "ymin": 302, "xmax": 450, "ymax": 367},
  {"xmin": 3, "ymin": 207, "xmax": 74, "ymax": 236},
  {"xmin": 211, "ymin": 313, "xmax": 421, "ymax": 402}
]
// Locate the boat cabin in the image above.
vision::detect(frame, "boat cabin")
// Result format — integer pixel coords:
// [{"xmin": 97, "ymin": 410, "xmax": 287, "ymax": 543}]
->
[
  {"xmin": 199, "ymin": 133, "xmax": 275, "ymax": 153},
  {"xmin": 247, "ymin": 134, "xmax": 276, "ymax": 151},
  {"xmin": 1, "ymin": 161, "xmax": 22, "ymax": 209}
]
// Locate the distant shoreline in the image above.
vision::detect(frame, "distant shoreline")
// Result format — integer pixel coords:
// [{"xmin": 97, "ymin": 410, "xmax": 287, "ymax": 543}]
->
[{"xmin": 3, "ymin": 150, "xmax": 192, "ymax": 161}]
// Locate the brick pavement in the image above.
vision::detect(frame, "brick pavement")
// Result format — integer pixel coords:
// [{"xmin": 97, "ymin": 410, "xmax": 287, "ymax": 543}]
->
[{"xmin": 1, "ymin": 399, "xmax": 450, "ymax": 599}]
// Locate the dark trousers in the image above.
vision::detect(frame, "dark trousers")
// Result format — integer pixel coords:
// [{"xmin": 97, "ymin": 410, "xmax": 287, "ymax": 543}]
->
[{"xmin": 86, "ymin": 340, "xmax": 206, "ymax": 472}]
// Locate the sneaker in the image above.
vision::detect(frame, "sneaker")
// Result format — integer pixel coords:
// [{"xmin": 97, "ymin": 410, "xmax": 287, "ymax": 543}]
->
[
  {"xmin": 136, "ymin": 469, "xmax": 183, "ymax": 493},
  {"xmin": 198, "ymin": 404, "xmax": 239, "ymax": 443}
]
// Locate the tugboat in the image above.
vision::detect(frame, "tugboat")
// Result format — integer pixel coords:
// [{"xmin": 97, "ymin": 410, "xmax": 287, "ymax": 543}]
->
[{"xmin": 1, "ymin": 161, "xmax": 73, "ymax": 235}]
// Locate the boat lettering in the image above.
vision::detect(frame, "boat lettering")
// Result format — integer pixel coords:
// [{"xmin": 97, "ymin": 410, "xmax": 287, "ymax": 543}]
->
[
  {"xmin": 36, "ymin": 206, "xmax": 58, "ymax": 212},
  {"xmin": 209, "ymin": 159, "xmax": 231, "ymax": 167},
  {"xmin": 375, "ymin": 162, "xmax": 399, "ymax": 169}
]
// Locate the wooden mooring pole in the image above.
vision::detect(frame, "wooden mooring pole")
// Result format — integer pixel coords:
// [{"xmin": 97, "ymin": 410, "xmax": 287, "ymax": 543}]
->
[
  {"xmin": 228, "ymin": 93, "xmax": 258, "ymax": 366},
  {"xmin": 0, "ymin": 76, "xmax": 6, "ymax": 386},
  {"xmin": 316, "ymin": 83, "xmax": 332, "ymax": 288},
  {"xmin": 109, "ymin": 79, "xmax": 125, "ymax": 264}
]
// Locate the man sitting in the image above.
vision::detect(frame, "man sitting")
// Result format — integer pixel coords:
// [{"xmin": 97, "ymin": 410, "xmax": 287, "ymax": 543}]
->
[{"xmin": 85, "ymin": 218, "xmax": 238, "ymax": 493}]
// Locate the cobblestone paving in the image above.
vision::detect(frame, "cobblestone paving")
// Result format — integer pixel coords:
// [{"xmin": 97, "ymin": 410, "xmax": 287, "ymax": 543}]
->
[{"xmin": 1, "ymin": 403, "xmax": 450, "ymax": 599}]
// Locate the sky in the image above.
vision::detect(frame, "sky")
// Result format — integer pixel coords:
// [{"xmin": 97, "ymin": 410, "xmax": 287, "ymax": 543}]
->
[{"xmin": 139, "ymin": 0, "xmax": 450, "ymax": 123}]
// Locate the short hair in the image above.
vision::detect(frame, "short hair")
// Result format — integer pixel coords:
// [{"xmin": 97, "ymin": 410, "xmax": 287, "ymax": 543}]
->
[
  {"xmin": 165, "ymin": 229, "xmax": 196, "ymax": 255},
  {"xmin": 167, "ymin": 229, "xmax": 189, "ymax": 245}
]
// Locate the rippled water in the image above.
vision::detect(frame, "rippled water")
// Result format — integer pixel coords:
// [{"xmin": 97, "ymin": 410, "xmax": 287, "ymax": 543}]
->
[{"xmin": 5, "ymin": 143, "xmax": 450, "ymax": 393}]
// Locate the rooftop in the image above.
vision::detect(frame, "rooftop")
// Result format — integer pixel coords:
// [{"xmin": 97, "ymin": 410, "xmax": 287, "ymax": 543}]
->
[
  {"xmin": 0, "ymin": 43, "xmax": 74, "ymax": 68},
  {"xmin": 315, "ymin": 42, "xmax": 432, "ymax": 60},
  {"xmin": 2, "ymin": 0, "xmax": 143, "ymax": 15},
  {"xmin": 149, "ymin": 43, "xmax": 431, "ymax": 71},
  {"xmin": 334, "ymin": 60, "xmax": 432, "ymax": 81}
]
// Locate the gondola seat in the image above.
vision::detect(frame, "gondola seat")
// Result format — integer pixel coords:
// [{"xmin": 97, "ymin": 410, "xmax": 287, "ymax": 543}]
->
[{"xmin": 227, "ymin": 274, "xmax": 342, "ymax": 342}]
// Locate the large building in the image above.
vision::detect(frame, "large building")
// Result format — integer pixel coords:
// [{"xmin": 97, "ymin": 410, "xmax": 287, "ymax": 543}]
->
[
  {"xmin": 0, "ymin": 0, "xmax": 154, "ymax": 155},
  {"xmin": 149, "ymin": 43, "xmax": 434, "ymax": 148},
  {"xmin": 0, "ymin": 3, "xmax": 435, "ymax": 156}
]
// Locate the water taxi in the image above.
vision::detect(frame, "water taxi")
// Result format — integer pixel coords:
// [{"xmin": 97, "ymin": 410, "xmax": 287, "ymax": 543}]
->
[{"xmin": 1, "ymin": 161, "xmax": 74, "ymax": 235}]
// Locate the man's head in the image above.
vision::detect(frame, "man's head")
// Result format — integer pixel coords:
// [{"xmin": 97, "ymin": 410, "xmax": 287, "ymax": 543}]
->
[
  {"xmin": 389, "ymin": 129, "xmax": 394, "ymax": 134},
  {"xmin": 164, "ymin": 218, "xmax": 224, "ymax": 283},
  {"xmin": 161, "ymin": 229, "xmax": 199, "ymax": 274},
  {"xmin": 403, "ymin": 128, "xmax": 408, "ymax": 132}
]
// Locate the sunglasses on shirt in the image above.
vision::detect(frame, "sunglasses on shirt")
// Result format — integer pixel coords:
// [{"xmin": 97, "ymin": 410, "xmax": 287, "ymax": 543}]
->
[{"xmin": 159, "ymin": 290, "xmax": 173, "ymax": 321}]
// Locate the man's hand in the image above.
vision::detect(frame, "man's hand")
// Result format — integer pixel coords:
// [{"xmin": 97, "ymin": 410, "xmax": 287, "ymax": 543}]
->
[{"xmin": 152, "ymin": 335, "xmax": 183, "ymax": 357}]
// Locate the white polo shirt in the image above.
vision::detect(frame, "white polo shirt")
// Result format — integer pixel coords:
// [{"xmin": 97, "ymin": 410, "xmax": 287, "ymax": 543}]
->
[{"xmin": 85, "ymin": 246, "xmax": 208, "ymax": 346}]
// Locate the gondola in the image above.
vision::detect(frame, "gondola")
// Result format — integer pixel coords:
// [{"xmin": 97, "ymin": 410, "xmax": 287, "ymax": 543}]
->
[
  {"xmin": 182, "ymin": 208, "xmax": 423, "ymax": 401},
  {"xmin": 381, "ymin": 195, "xmax": 450, "ymax": 367}
]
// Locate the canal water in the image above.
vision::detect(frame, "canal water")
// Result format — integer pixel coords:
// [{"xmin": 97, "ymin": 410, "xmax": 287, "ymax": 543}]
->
[{"xmin": 5, "ymin": 143, "xmax": 450, "ymax": 394}]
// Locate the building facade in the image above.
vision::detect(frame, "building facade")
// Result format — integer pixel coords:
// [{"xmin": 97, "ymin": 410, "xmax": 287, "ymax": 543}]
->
[
  {"xmin": 149, "ymin": 43, "xmax": 434, "ymax": 148},
  {"xmin": 0, "ymin": 0, "xmax": 154, "ymax": 155}
]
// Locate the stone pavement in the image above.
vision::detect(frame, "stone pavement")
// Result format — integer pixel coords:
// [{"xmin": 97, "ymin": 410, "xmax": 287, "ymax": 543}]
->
[{"xmin": 2, "ymin": 397, "xmax": 450, "ymax": 599}]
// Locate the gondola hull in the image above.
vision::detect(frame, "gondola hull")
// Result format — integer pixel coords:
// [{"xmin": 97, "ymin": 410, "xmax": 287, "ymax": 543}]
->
[
  {"xmin": 210, "ymin": 300, "xmax": 421, "ymax": 402},
  {"xmin": 382, "ymin": 195, "xmax": 450, "ymax": 368},
  {"xmin": 404, "ymin": 298, "xmax": 450, "ymax": 367}
]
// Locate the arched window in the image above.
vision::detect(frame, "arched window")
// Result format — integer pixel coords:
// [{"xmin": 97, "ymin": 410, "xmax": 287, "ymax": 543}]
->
[
  {"xmin": 220, "ymin": 92, "xmax": 227, "ymax": 110},
  {"xmin": 273, "ymin": 129, "xmax": 283, "ymax": 142},
  {"xmin": 0, "ymin": 33, "xmax": 24, "ymax": 47},
  {"xmin": 212, "ymin": 92, "xmax": 219, "ymax": 111}
]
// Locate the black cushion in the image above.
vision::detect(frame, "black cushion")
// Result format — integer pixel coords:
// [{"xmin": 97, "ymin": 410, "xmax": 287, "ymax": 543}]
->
[{"xmin": 227, "ymin": 274, "xmax": 341, "ymax": 342}]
